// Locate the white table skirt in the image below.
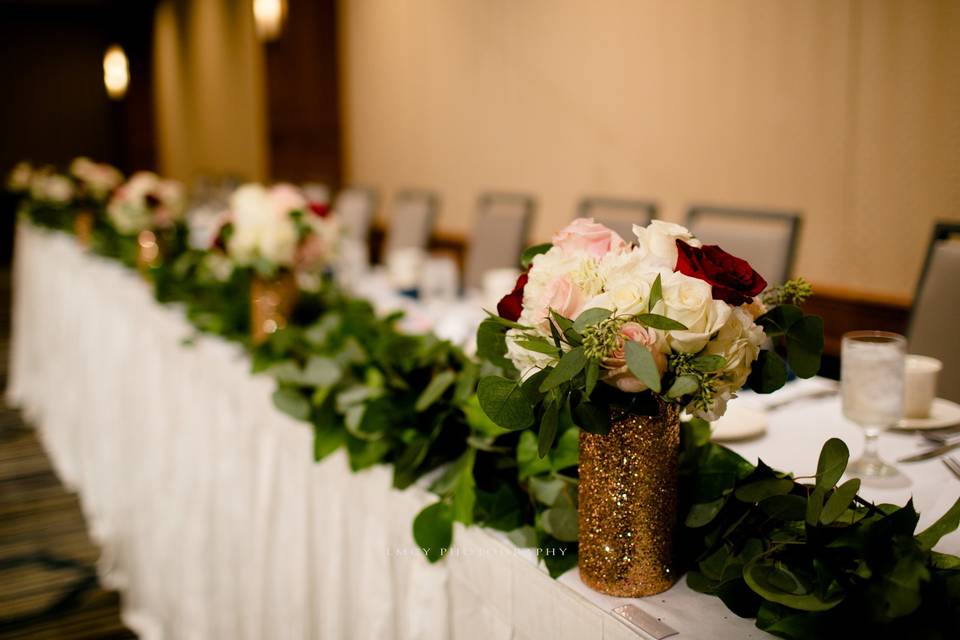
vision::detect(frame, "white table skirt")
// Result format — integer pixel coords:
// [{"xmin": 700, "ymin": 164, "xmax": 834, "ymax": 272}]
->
[{"xmin": 8, "ymin": 223, "xmax": 957, "ymax": 640}]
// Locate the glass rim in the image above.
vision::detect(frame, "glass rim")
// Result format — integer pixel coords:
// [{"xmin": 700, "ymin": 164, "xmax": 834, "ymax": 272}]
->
[{"xmin": 841, "ymin": 330, "xmax": 907, "ymax": 345}]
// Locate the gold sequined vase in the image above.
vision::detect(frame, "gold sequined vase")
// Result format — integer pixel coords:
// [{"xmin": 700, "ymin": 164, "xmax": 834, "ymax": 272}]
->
[
  {"xmin": 251, "ymin": 272, "xmax": 299, "ymax": 344},
  {"xmin": 578, "ymin": 401, "xmax": 680, "ymax": 597},
  {"xmin": 74, "ymin": 210, "xmax": 94, "ymax": 248}
]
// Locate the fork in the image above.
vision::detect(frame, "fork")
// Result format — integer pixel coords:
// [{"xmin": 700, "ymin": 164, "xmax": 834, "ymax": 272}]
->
[{"xmin": 943, "ymin": 456, "xmax": 960, "ymax": 480}]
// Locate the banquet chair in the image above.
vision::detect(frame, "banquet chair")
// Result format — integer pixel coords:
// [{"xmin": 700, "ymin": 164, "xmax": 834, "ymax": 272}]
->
[
  {"xmin": 333, "ymin": 186, "xmax": 377, "ymax": 240},
  {"xmin": 686, "ymin": 205, "xmax": 801, "ymax": 285},
  {"xmin": 908, "ymin": 222, "xmax": 960, "ymax": 402},
  {"xmin": 383, "ymin": 190, "xmax": 439, "ymax": 256},
  {"xmin": 576, "ymin": 196, "xmax": 657, "ymax": 241},
  {"xmin": 463, "ymin": 192, "xmax": 536, "ymax": 291}
]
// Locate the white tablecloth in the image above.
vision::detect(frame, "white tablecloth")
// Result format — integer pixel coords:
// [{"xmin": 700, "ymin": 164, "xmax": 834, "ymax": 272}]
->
[{"xmin": 7, "ymin": 223, "xmax": 958, "ymax": 640}]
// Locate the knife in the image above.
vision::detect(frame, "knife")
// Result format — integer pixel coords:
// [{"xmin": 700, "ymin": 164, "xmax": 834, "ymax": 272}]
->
[{"xmin": 898, "ymin": 440, "xmax": 960, "ymax": 463}]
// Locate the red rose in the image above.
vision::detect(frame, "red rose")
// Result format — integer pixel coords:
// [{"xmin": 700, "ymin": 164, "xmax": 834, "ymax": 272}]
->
[
  {"xmin": 675, "ymin": 240, "xmax": 766, "ymax": 306},
  {"xmin": 497, "ymin": 272, "xmax": 528, "ymax": 322},
  {"xmin": 308, "ymin": 201, "xmax": 331, "ymax": 218}
]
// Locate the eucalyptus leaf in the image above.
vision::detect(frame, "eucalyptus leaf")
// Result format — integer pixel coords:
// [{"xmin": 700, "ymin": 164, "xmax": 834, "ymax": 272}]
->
[
  {"xmin": 539, "ymin": 346, "xmax": 587, "ymax": 392},
  {"xmin": 743, "ymin": 560, "xmax": 844, "ymax": 612},
  {"xmin": 415, "ymin": 369, "xmax": 456, "ymax": 412},
  {"xmin": 634, "ymin": 313, "xmax": 687, "ymax": 331},
  {"xmin": 516, "ymin": 338, "xmax": 561, "ymax": 356},
  {"xmin": 573, "ymin": 307, "xmax": 611, "ymax": 333},
  {"xmin": 815, "ymin": 438, "xmax": 849, "ymax": 491},
  {"xmin": 819, "ymin": 478, "xmax": 861, "ymax": 525},
  {"xmin": 301, "ymin": 355, "xmax": 341, "ymax": 387},
  {"xmin": 785, "ymin": 315, "xmax": 824, "ymax": 378},
  {"xmin": 584, "ymin": 359, "xmax": 599, "ymax": 397},
  {"xmin": 574, "ymin": 401, "xmax": 609, "ymax": 435},
  {"xmin": 477, "ymin": 376, "xmax": 535, "ymax": 431},
  {"xmin": 648, "ymin": 273, "xmax": 663, "ymax": 312},
  {"xmin": 538, "ymin": 400, "xmax": 560, "ymax": 458},
  {"xmin": 747, "ymin": 350, "xmax": 788, "ymax": 394},
  {"xmin": 273, "ymin": 387, "xmax": 311, "ymax": 421},
  {"xmin": 412, "ymin": 502, "xmax": 453, "ymax": 563},
  {"xmin": 625, "ymin": 341, "xmax": 662, "ymax": 393},
  {"xmin": 735, "ymin": 478, "xmax": 794, "ymax": 503},
  {"xmin": 806, "ymin": 486, "xmax": 826, "ymax": 526},
  {"xmin": 692, "ymin": 354, "xmax": 726, "ymax": 373},
  {"xmin": 916, "ymin": 497, "xmax": 960, "ymax": 551},
  {"xmin": 541, "ymin": 506, "xmax": 579, "ymax": 542},
  {"xmin": 667, "ymin": 374, "xmax": 699, "ymax": 399}
]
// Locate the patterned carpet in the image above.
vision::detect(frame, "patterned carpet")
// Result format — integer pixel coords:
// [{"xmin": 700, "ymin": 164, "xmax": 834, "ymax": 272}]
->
[{"xmin": 0, "ymin": 268, "xmax": 135, "ymax": 639}]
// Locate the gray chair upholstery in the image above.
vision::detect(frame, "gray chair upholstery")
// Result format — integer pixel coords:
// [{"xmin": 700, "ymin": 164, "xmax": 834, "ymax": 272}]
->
[
  {"xmin": 333, "ymin": 186, "xmax": 377, "ymax": 240},
  {"xmin": 908, "ymin": 222, "xmax": 960, "ymax": 402},
  {"xmin": 686, "ymin": 206, "xmax": 801, "ymax": 286},
  {"xmin": 577, "ymin": 197, "xmax": 657, "ymax": 242},
  {"xmin": 463, "ymin": 192, "xmax": 535, "ymax": 290},
  {"xmin": 383, "ymin": 190, "xmax": 439, "ymax": 256}
]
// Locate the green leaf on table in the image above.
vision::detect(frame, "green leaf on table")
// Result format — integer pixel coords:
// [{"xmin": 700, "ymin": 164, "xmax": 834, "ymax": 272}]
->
[
  {"xmin": 916, "ymin": 497, "xmax": 960, "ymax": 551},
  {"xmin": 692, "ymin": 354, "xmax": 726, "ymax": 373},
  {"xmin": 747, "ymin": 350, "xmax": 788, "ymax": 394},
  {"xmin": 539, "ymin": 346, "xmax": 587, "ymax": 392},
  {"xmin": 815, "ymin": 438, "xmax": 849, "ymax": 491},
  {"xmin": 634, "ymin": 313, "xmax": 687, "ymax": 331},
  {"xmin": 301, "ymin": 355, "xmax": 341, "ymax": 387},
  {"xmin": 541, "ymin": 506, "xmax": 579, "ymax": 542},
  {"xmin": 667, "ymin": 374, "xmax": 699, "ymax": 399},
  {"xmin": 648, "ymin": 274, "xmax": 663, "ymax": 312},
  {"xmin": 521, "ymin": 243, "xmax": 552, "ymax": 268},
  {"xmin": 819, "ymin": 478, "xmax": 861, "ymax": 525},
  {"xmin": 538, "ymin": 399, "xmax": 560, "ymax": 458},
  {"xmin": 743, "ymin": 559, "xmax": 844, "ymax": 612},
  {"xmin": 412, "ymin": 502, "xmax": 453, "ymax": 563},
  {"xmin": 806, "ymin": 487, "xmax": 826, "ymax": 526},
  {"xmin": 477, "ymin": 376, "xmax": 535, "ymax": 431},
  {"xmin": 272, "ymin": 387, "xmax": 311, "ymax": 421},
  {"xmin": 785, "ymin": 315, "xmax": 824, "ymax": 378},
  {"xmin": 573, "ymin": 307, "xmax": 611, "ymax": 333},
  {"xmin": 625, "ymin": 341, "xmax": 662, "ymax": 393},
  {"xmin": 414, "ymin": 369, "xmax": 456, "ymax": 412},
  {"xmin": 735, "ymin": 478, "xmax": 795, "ymax": 503}
]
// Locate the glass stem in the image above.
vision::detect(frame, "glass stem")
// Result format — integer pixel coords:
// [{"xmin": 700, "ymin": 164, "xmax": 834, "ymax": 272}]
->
[{"xmin": 863, "ymin": 428, "xmax": 881, "ymax": 464}]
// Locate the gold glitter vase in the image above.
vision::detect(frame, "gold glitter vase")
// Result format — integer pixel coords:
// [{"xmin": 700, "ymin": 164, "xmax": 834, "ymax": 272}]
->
[
  {"xmin": 578, "ymin": 400, "xmax": 680, "ymax": 597},
  {"xmin": 74, "ymin": 210, "xmax": 94, "ymax": 248},
  {"xmin": 251, "ymin": 272, "xmax": 299, "ymax": 345}
]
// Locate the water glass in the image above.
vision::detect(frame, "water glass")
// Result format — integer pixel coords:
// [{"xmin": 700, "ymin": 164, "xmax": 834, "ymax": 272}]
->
[{"xmin": 841, "ymin": 331, "xmax": 906, "ymax": 479}]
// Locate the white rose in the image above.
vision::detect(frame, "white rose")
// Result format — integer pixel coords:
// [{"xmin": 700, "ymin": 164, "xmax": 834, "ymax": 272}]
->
[
  {"xmin": 633, "ymin": 220, "xmax": 702, "ymax": 271},
  {"xmin": 705, "ymin": 307, "xmax": 765, "ymax": 389},
  {"xmin": 587, "ymin": 268, "xmax": 658, "ymax": 317},
  {"xmin": 658, "ymin": 271, "xmax": 731, "ymax": 353}
]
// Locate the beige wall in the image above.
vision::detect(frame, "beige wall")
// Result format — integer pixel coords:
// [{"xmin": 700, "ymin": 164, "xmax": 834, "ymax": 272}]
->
[
  {"xmin": 154, "ymin": 0, "xmax": 268, "ymax": 185},
  {"xmin": 338, "ymin": 0, "xmax": 960, "ymax": 300}
]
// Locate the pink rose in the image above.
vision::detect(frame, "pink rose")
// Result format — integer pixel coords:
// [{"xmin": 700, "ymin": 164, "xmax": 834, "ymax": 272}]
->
[
  {"xmin": 533, "ymin": 275, "xmax": 585, "ymax": 326},
  {"xmin": 601, "ymin": 322, "xmax": 667, "ymax": 393},
  {"xmin": 268, "ymin": 183, "xmax": 307, "ymax": 216},
  {"xmin": 552, "ymin": 217, "xmax": 627, "ymax": 259},
  {"xmin": 295, "ymin": 232, "xmax": 328, "ymax": 271}
]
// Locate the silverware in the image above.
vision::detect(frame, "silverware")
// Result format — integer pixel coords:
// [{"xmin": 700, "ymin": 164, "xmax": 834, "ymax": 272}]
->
[
  {"xmin": 943, "ymin": 456, "xmax": 960, "ymax": 480},
  {"xmin": 764, "ymin": 388, "xmax": 839, "ymax": 411},
  {"xmin": 921, "ymin": 427, "xmax": 960, "ymax": 444},
  {"xmin": 899, "ymin": 440, "xmax": 960, "ymax": 463}
]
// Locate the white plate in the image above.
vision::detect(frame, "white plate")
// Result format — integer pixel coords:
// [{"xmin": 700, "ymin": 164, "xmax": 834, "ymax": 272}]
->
[
  {"xmin": 711, "ymin": 405, "xmax": 769, "ymax": 442},
  {"xmin": 896, "ymin": 398, "xmax": 960, "ymax": 430}
]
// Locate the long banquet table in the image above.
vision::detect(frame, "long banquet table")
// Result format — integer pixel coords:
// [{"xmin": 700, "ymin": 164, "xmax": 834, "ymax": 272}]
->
[{"xmin": 8, "ymin": 223, "xmax": 959, "ymax": 640}]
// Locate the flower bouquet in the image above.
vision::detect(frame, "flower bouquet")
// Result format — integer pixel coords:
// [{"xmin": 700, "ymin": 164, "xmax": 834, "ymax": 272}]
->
[
  {"xmin": 213, "ymin": 182, "xmax": 340, "ymax": 343},
  {"xmin": 7, "ymin": 163, "xmax": 75, "ymax": 230},
  {"xmin": 477, "ymin": 218, "xmax": 823, "ymax": 596},
  {"xmin": 68, "ymin": 157, "xmax": 123, "ymax": 246},
  {"xmin": 106, "ymin": 171, "xmax": 185, "ymax": 272}
]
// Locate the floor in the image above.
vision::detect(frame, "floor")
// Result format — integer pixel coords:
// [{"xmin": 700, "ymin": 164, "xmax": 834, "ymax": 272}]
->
[{"xmin": 0, "ymin": 267, "xmax": 135, "ymax": 639}]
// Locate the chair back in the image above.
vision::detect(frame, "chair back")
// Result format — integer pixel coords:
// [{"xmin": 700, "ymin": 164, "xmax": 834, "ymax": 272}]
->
[
  {"xmin": 384, "ymin": 190, "xmax": 439, "ymax": 256},
  {"xmin": 686, "ymin": 205, "xmax": 801, "ymax": 285},
  {"xmin": 908, "ymin": 222, "xmax": 960, "ymax": 401},
  {"xmin": 464, "ymin": 192, "xmax": 535, "ymax": 290},
  {"xmin": 577, "ymin": 197, "xmax": 657, "ymax": 242},
  {"xmin": 334, "ymin": 187, "xmax": 377, "ymax": 240}
]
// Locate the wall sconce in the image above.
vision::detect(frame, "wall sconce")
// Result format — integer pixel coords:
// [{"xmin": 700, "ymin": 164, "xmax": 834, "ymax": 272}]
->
[
  {"xmin": 103, "ymin": 44, "xmax": 129, "ymax": 100},
  {"xmin": 253, "ymin": 0, "xmax": 287, "ymax": 42}
]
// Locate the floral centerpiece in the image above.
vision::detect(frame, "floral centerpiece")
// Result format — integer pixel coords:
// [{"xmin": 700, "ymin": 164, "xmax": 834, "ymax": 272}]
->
[
  {"xmin": 107, "ymin": 171, "xmax": 185, "ymax": 272},
  {"xmin": 6, "ymin": 163, "xmax": 75, "ymax": 229},
  {"xmin": 478, "ymin": 218, "xmax": 823, "ymax": 596},
  {"xmin": 211, "ymin": 182, "xmax": 340, "ymax": 342},
  {"xmin": 68, "ymin": 157, "xmax": 123, "ymax": 245}
]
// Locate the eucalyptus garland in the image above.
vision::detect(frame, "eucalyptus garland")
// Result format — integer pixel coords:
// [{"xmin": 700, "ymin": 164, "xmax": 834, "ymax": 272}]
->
[{"xmin": 14, "ymin": 200, "xmax": 960, "ymax": 639}]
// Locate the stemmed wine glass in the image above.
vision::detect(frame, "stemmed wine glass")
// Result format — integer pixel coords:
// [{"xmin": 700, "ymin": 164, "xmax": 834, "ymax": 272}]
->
[{"xmin": 841, "ymin": 331, "xmax": 907, "ymax": 480}]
